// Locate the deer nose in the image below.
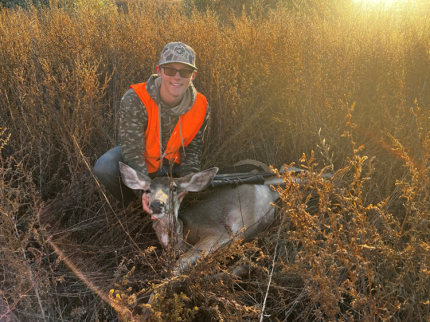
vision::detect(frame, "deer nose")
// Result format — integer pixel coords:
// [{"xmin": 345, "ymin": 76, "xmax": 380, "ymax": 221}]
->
[{"xmin": 150, "ymin": 200, "xmax": 165, "ymax": 213}]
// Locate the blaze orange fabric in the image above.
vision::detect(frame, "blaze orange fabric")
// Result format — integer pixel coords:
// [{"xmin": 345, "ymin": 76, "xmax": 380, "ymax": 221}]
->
[{"xmin": 130, "ymin": 82, "xmax": 207, "ymax": 173}]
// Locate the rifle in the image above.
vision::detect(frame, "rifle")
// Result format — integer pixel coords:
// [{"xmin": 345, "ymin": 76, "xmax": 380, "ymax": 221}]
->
[
  {"xmin": 210, "ymin": 170, "xmax": 307, "ymax": 189},
  {"xmin": 208, "ymin": 162, "xmax": 307, "ymax": 189},
  {"xmin": 209, "ymin": 172, "xmax": 273, "ymax": 189}
]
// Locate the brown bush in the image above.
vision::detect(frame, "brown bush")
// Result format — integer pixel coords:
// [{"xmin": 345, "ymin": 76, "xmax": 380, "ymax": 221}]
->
[{"xmin": 1, "ymin": 0, "xmax": 429, "ymax": 320}]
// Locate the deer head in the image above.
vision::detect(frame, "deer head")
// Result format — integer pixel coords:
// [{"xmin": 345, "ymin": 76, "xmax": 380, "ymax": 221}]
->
[{"xmin": 119, "ymin": 162, "xmax": 218, "ymax": 249}]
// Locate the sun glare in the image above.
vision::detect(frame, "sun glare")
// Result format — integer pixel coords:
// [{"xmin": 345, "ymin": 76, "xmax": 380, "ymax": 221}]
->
[{"xmin": 353, "ymin": 0, "xmax": 413, "ymax": 8}]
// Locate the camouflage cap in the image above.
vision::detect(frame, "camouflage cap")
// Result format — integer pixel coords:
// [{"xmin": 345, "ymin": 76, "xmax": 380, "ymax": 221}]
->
[{"xmin": 159, "ymin": 42, "xmax": 197, "ymax": 69}]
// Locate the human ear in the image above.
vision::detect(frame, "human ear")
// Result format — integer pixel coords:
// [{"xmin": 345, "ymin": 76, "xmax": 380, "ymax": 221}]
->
[
  {"xmin": 191, "ymin": 70, "xmax": 197, "ymax": 80},
  {"xmin": 156, "ymin": 65, "xmax": 162, "ymax": 77}
]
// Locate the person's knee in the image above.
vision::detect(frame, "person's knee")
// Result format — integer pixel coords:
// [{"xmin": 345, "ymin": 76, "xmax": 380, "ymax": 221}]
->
[
  {"xmin": 93, "ymin": 157, "xmax": 110, "ymax": 180},
  {"xmin": 93, "ymin": 147, "xmax": 122, "ymax": 180}
]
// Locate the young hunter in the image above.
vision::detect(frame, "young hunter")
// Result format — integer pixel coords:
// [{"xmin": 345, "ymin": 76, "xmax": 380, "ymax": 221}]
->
[{"xmin": 94, "ymin": 42, "xmax": 210, "ymax": 211}]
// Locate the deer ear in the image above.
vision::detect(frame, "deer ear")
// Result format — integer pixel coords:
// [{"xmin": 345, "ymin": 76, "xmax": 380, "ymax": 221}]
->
[
  {"xmin": 177, "ymin": 167, "xmax": 218, "ymax": 192},
  {"xmin": 119, "ymin": 162, "xmax": 151, "ymax": 190}
]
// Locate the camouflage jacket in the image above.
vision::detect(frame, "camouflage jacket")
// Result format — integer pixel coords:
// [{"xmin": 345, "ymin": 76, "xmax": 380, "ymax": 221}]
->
[{"xmin": 120, "ymin": 75, "xmax": 210, "ymax": 178}]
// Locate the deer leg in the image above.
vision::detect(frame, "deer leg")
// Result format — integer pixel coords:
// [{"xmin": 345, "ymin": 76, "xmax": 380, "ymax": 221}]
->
[
  {"xmin": 146, "ymin": 235, "xmax": 230, "ymax": 315},
  {"xmin": 173, "ymin": 235, "xmax": 231, "ymax": 275}
]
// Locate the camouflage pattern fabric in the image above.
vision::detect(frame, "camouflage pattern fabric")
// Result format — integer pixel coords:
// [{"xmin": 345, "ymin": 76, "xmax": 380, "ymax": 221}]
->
[
  {"xmin": 159, "ymin": 42, "xmax": 197, "ymax": 69},
  {"xmin": 120, "ymin": 75, "xmax": 210, "ymax": 178}
]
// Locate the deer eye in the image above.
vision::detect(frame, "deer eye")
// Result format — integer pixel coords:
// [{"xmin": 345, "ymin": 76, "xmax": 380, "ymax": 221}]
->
[
  {"xmin": 143, "ymin": 189, "xmax": 151, "ymax": 194},
  {"xmin": 171, "ymin": 184, "xmax": 177, "ymax": 192}
]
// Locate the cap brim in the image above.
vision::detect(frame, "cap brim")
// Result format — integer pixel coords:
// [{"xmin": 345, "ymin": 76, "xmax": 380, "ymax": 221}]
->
[{"xmin": 159, "ymin": 61, "xmax": 197, "ymax": 70}]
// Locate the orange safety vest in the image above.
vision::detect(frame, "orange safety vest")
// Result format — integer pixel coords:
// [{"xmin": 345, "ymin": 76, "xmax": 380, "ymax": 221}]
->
[{"xmin": 130, "ymin": 82, "xmax": 207, "ymax": 173}]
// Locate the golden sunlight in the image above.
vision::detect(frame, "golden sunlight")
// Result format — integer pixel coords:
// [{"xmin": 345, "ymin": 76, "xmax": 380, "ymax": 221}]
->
[{"xmin": 353, "ymin": 0, "xmax": 413, "ymax": 8}]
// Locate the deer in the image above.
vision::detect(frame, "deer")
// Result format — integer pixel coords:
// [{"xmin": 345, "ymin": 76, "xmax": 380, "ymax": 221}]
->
[{"xmin": 118, "ymin": 161, "xmax": 299, "ymax": 276}]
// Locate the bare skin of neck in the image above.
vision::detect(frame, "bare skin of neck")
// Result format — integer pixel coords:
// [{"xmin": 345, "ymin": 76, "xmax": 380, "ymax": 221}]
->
[{"xmin": 160, "ymin": 91, "xmax": 182, "ymax": 107}]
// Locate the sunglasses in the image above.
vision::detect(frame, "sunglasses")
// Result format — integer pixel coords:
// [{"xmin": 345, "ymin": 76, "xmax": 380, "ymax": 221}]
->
[{"xmin": 162, "ymin": 66, "xmax": 194, "ymax": 78}]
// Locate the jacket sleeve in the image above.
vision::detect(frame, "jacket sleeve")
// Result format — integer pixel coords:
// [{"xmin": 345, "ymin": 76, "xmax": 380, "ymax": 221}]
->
[
  {"xmin": 119, "ymin": 89, "xmax": 150, "ymax": 178},
  {"xmin": 179, "ymin": 102, "xmax": 210, "ymax": 177}
]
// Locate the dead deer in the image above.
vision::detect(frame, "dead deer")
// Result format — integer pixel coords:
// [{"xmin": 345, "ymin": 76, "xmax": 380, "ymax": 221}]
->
[{"xmin": 119, "ymin": 161, "xmax": 289, "ymax": 275}]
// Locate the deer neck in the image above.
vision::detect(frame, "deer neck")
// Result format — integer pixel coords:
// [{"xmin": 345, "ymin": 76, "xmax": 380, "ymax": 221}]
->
[
  {"xmin": 174, "ymin": 217, "xmax": 184, "ymax": 250},
  {"xmin": 152, "ymin": 216, "xmax": 185, "ymax": 251}
]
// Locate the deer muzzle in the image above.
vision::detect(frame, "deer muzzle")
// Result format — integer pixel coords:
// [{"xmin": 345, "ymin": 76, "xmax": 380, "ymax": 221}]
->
[{"xmin": 150, "ymin": 200, "xmax": 165, "ymax": 215}]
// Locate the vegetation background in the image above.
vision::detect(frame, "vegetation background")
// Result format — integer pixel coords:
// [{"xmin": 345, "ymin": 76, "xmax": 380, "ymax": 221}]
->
[{"xmin": 1, "ymin": 0, "xmax": 429, "ymax": 320}]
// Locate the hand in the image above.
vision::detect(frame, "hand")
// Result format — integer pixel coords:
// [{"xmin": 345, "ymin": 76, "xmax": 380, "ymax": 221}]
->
[{"xmin": 141, "ymin": 193, "xmax": 151, "ymax": 213}]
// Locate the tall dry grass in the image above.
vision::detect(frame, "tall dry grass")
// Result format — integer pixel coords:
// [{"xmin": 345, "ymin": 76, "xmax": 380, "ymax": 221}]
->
[{"xmin": 1, "ymin": 0, "xmax": 429, "ymax": 320}]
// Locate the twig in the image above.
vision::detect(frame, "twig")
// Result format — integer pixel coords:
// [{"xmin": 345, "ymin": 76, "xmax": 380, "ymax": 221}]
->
[
  {"xmin": 46, "ymin": 237, "xmax": 132, "ymax": 319},
  {"xmin": 71, "ymin": 135, "xmax": 145, "ymax": 256},
  {"xmin": 283, "ymin": 286, "xmax": 307, "ymax": 321},
  {"xmin": 259, "ymin": 219, "xmax": 283, "ymax": 322},
  {"xmin": 39, "ymin": 135, "xmax": 42, "ymax": 196},
  {"xmin": 15, "ymin": 225, "xmax": 47, "ymax": 322}
]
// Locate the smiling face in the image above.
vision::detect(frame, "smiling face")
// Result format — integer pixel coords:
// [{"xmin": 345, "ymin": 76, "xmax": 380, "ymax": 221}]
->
[{"xmin": 156, "ymin": 62, "xmax": 197, "ymax": 107}]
